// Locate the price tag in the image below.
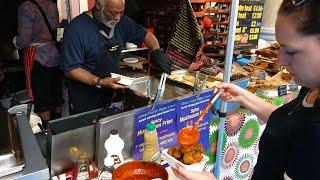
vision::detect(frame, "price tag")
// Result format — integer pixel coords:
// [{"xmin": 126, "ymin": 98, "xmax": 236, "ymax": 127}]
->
[
  {"xmin": 278, "ymin": 85, "xmax": 287, "ymax": 96},
  {"xmin": 288, "ymin": 80, "xmax": 298, "ymax": 91},
  {"xmin": 258, "ymin": 71, "xmax": 266, "ymax": 80}
]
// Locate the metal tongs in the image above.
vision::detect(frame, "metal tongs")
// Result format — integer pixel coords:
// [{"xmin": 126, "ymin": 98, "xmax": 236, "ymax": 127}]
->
[
  {"xmin": 151, "ymin": 73, "xmax": 167, "ymax": 111},
  {"xmin": 194, "ymin": 71, "xmax": 209, "ymax": 98}
]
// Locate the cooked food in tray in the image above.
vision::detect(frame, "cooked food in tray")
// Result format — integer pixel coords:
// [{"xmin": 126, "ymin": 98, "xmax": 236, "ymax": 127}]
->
[
  {"xmin": 168, "ymin": 74, "xmax": 221, "ymax": 89},
  {"xmin": 172, "ymin": 75, "xmax": 196, "ymax": 87},
  {"xmin": 249, "ymin": 69, "xmax": 292, "ymax": 90},
  {"xmin": 167, "ymin": 144, "xmax": 204, "ymax": 165}
]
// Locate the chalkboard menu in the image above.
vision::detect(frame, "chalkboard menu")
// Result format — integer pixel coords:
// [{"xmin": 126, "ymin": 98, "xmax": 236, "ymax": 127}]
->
[
  {"xmin": 235, "ymin": 0, "xmax": 265, "ymax": 49},
  {"xmin": 166, "ymin": 0, "xmax": 202, "ymax": 70}
]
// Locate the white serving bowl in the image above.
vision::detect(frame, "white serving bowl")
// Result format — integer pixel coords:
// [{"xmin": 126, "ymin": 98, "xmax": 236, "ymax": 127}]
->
[{"xmin": 162, "ymin": 148, "xmax": 209, "ymax": 172}]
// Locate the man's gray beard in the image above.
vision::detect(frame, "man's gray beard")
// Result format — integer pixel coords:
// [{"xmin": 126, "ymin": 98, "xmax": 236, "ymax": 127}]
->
[{"xmin": 94, "ymin": 10, "xmax": 116, "ymax": 39}]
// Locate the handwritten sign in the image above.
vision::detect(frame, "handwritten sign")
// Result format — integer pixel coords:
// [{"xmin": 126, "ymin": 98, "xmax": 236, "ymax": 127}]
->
[
  {"xmin": 235, "ymin": 0, "xmax": 265, "ymax": 49},
  {"xmin": 133, "ymin": 100, "xmax": 178, "ymax": 160},
  {"xmin": 176, "ymin": 90, "xmax": 213, "ymax": 151}
]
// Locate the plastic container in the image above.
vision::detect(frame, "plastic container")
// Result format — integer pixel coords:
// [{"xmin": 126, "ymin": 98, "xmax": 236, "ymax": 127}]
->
[
  {"xmin": 72, "ymin": 153, "xmax": 90, "ymax": 180},
  {"xmin": 7, "ymin": 104, "xmax": 28, "ymax": 115},
  {"xmin": 143, "ymin": 123, "xmax": 161, "ymax": 164},
  {"xmin": 98, "ymin": 156, "xmax": 114, "ymax": 180},
  {"xmin": 162, "ymin": 148, "xmax": 209, "ymax": 172},
  {"xmin": 104, "ymin": 129, "xmax": 124, "ymax": 168},
  {"xmin": 29, "ymin": 114, "xmax": 43, "ymax": 134}
]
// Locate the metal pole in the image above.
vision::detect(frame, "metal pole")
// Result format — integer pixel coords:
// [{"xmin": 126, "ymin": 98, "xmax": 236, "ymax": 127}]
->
[{"xmin": 214, "ymin": 0, "xmax": 240, "ymax": 178}]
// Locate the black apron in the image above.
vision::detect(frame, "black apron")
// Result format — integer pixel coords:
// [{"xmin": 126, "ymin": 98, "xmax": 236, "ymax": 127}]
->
[{"xmin": 67, "ymin": 23, "xmax": 123, "ymax": 115}]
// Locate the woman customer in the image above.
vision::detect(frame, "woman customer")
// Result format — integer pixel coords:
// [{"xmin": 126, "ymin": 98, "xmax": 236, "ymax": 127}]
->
[{"xmin": 173, "ymin": 0, "xmax": 320, "ymax": 179}]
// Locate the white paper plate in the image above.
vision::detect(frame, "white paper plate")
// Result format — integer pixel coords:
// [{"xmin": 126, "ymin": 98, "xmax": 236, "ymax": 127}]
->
[
  {"xmin": 126, "ymin": 42, "xmax": 138, "ymax": 49},
  {"xmin": 123, "ymin": 57, "xmax": 139, "ymax": 64},
  {"xmin": 110, "ymin": 73, "xmax": 134, "ymax": 86}
]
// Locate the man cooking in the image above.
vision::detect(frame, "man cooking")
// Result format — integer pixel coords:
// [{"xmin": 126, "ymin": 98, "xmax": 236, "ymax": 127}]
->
[{"xmin": 60, "ymin": 0, "xmax": 172, "ymax": 114}]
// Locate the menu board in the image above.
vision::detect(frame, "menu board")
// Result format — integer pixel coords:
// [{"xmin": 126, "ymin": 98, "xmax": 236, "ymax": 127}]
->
[
  {"xmin": 176, "ymin": 90, "xmax": 213, "ymax": 151},
  {"xmin": 132, "ymin": 90, "xmax": 215, "ymax": 160},
  {"xmin": 167, "ymin": 0, "xmax": 202, "ymax": 70},
  {"xmin": 133, "ymin": 100, "xmax": 178, "ymax": 160},
  {"xmin": 235, "ymin": 0, "xmax": 265, "ymax": 49}
]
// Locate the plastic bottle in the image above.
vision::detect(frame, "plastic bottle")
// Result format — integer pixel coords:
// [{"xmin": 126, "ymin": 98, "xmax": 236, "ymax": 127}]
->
[
  {"xmin": 143, "ymin": 123, "xmax": 161, "ymax": 164},
  {"xmin": 104, "ymin": 129, "xmax": 124, "ymax": 168},
  {"xmin": 98, "ymin": 156, "xmax": 115, "ymax": 180},
  {"xmin": 72, "ymin": 152, "xmax": 90, "ymax": 180}
]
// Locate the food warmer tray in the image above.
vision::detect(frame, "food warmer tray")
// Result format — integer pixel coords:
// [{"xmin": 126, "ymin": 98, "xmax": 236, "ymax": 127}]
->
[{"xmin": 0, "ymin": 111, "xmax": 25, "ymax": 177}]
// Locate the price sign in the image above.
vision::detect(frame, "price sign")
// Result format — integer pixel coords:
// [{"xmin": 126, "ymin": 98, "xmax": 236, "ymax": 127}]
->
[
  {"xmin": 278, "ymin": 85, "xmax": 287, "ymax": 96},
  {"xmin": 289, "ymin": 80, "xmax": 298, "ymax": 91},
  {"xmin": 258, "ymin": 70, "xmax": 266, "ymax": 80},
  {"xmin": 235, "ymin": 0, "xmax": 266, "ymax": 49}
]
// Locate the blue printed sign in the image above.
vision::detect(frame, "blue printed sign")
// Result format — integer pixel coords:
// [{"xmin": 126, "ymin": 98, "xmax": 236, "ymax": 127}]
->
[
  {"xmin": 133, "ymin": 100, "xmax": 178, "ymax": 160},
  {"xmin": 176, "ymin": 90, "xmax": 213, "ymax": 151}
]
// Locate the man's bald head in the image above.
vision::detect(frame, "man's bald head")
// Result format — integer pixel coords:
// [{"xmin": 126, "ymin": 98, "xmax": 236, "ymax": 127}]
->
[{"xmin": 96, "ymin": 0, "xmax": 125, "ymax": 22}]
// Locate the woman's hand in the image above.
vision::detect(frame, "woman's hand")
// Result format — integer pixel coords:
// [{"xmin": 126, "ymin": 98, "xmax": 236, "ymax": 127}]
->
[
  {"xmin": 215, "ymin": 83, "xmax": 276, "ymax": 123},
  {"xmin": 172, "ymin": 164, "xmax": 216, "ymax": 180},
  {"xmin": 214, "ymin": 83, "xmax": 247, "ymax": 104}
]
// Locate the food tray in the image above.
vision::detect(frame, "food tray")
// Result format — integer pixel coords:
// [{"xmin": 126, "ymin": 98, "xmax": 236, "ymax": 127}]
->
[
  {"xmin": 166, "ymin": 70, "xmax": 196, "ymax": 90},
  {"xmin": 167, "ymin": 70, "xmax": 250, "ymax": 112},
  {"xmin": 0, "ymin": 111, "xmax": 25, "ymax": 177},
  {"xmin": 167, "ymin": 70, "xmax": 249, "ymax": 90}
]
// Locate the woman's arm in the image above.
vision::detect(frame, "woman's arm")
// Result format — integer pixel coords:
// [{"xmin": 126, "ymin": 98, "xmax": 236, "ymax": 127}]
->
[{"xmin": 215, "ymin": 83, "xmax": 277, "ymax": 123}]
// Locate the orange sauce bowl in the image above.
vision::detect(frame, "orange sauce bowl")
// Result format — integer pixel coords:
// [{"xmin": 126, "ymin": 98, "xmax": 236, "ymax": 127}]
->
[
  {"xmin": 177, "ymin": 126, "xmax": 200, "ymax": 148},
  {"xmin": 112, "ymin": 161, "xmax": 168, "ymax": 180}
]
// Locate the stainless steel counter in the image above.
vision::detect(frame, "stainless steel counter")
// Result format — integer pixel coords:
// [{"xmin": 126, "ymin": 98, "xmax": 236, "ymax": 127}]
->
[{"xmin": 3, "ymin": 113, "xmax": 49, "ymax": 180}]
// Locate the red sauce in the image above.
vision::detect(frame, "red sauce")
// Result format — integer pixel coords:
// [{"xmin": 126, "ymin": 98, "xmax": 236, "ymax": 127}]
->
[{"xmin": 177, "ymin": 126, "xmax": 200, "ymax": 148}]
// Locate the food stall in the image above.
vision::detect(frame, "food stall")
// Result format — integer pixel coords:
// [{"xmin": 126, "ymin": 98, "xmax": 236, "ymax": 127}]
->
[
  {"xmin": 1, "ymin": 0, "xmax": 293, "ymax": 179},
  {"xmin": 45, "ymin": 73, "xmax": 249, "ymax": 178}
]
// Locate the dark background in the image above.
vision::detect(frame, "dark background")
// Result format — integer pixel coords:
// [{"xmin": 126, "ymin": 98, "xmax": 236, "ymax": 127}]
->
[
  {"xmin": 0, "ymin": 0, "xmax": 158, "ymax": 97},
  {"xmin": 0, "ymin": 0, "xmax": 156, "ymax": 61}
]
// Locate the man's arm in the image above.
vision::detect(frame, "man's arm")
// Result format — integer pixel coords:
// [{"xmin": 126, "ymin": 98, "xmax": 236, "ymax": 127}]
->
[
  {"xmin": 143, "ymin": 32, "xmax": 172, "ymax": 74},
  {"xmin": 143, "ymin": 32, "xmax": 160, "ymax": 51},
  {"xmin": 65, "ymin": 68, "xmax": 126, "ymax": 89}
]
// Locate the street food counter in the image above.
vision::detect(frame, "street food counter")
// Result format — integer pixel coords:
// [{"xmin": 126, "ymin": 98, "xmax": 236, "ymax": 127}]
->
[
  {"xmin": 45, "ymin": 71, "xmax": 249, "ymax": 177},
  {"xmin": 0, "ymin": 65, "xmax": 251, "ymax": 179}
]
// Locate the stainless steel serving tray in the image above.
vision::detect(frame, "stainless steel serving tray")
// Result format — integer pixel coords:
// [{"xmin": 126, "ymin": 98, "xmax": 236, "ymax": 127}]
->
[
  {"xmin": 166, "ymin": 69, "xmax": 221, "ymax": 90},
  {"xmin": 0, "ymin": 111, "xmax": 25, "ymax": 177},
  {"xmin": 130, "ymin": 75, "xmax": 192, "ymax": 100}
]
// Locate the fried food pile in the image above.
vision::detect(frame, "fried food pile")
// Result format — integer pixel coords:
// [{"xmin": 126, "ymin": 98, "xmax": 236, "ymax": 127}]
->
[
  {"xmin": 168, "ymin": 75, "xmax": 221, "ymax": 89},
  {"xmin": 167, "ymin": 144, "xmax": 204, "ymax": 165}
]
